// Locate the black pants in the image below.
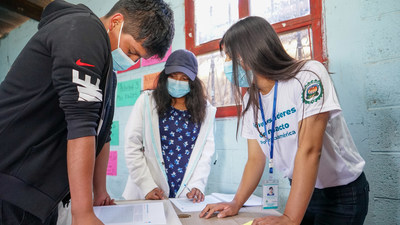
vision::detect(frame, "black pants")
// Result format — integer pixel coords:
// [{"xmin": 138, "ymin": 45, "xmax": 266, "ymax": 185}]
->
[
  {"xmin": 0, "ymin": 200, "xmax": 58, "ymax": 225},
  {"xmin": 300, "ymin": 172, "xmax": 369, "ymax": 225}
]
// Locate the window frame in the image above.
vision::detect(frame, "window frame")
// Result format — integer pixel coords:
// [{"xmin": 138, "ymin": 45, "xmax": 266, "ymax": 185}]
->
[{"xmin": 185, "ymin": 0, "xmax": 325, "ymax": 118}]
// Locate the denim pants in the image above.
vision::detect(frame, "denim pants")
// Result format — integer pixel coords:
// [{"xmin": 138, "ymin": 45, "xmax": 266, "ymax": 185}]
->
[
  {"xmin": 0, "ymin": 200, "xmax": 58, "ymax": 225},
  {"xmin": 299, "ymin": 172, "xmax": 369, "ymax": 225}
]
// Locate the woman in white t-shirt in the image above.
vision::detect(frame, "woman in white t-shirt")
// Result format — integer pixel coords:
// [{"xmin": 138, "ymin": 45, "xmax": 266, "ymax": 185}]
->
[{"xmin": 199, "ymin": 16, "xmax": 369, "ymax": 225}]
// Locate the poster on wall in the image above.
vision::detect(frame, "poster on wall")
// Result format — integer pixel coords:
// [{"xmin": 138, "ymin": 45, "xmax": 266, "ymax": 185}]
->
[
  {"xmin": 116, "ymin": 78, "xmax": 141, "ymax": 107},
  {"xmin": 116, "ymin": 47, "xmax": 171, "ymax": 74},
  {"xmin": 116, "ymin": 61, "xmax": 140, "ymax": 74},
  {"xmin": 143, "ymin": 72, "xmax": 160, "ymax": 90},
  {"xmin": 107, "ymin": 151, "xmax": 118, "ymax": 176},
  {"xmin": 110, "ymin": 121, "xmax": 119, "ymax": 146},
  {"xmin": 141, "ymin": 47, "xmax": 172, "ymax": 67}
]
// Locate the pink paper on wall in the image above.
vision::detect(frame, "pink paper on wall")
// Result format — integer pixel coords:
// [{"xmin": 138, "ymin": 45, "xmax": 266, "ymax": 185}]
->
[
  {"xmin": 116, "ymin": 62, "xmax": 141, "ymax": 74},
  {"xmin": 141, "ymin": 47, "xmax": 172, "ymax": 67},
  {"xmin": 107, "ymin": 151, "xmax": 118, "ymax": 176}
]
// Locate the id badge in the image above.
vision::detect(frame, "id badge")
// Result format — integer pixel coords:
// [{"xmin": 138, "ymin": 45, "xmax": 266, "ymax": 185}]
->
[{"xmin": 262, "ymin": 179, "xmax": 279, "ymax": 209}]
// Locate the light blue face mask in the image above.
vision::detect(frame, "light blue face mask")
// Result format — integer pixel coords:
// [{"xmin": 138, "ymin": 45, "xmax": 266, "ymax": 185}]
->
[
  {"xmin": 167, "ymin": 77, "xmax": 190, "ymax": 98},
  {"xmin": 110, "ymin": 21, "xmax": 138, "ymax": 71},
  {"xmin": 223, "ymin": 60, "xmax": 251, "ymax": 87}
]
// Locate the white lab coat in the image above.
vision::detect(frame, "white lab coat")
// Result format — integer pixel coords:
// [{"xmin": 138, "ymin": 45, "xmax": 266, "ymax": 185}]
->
[{"xmin": 123, "ymin": 90, "xmax": 216, "ymax": 200}]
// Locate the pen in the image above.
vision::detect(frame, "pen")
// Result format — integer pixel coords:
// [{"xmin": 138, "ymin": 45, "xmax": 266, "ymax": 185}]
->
[
  {"xmin": 184, "ymin": 184, "xmax": 191, "ymax": 192},
  {"xmin": 184, "ymin": 184, "xmax": 197, "ymax": 202}
]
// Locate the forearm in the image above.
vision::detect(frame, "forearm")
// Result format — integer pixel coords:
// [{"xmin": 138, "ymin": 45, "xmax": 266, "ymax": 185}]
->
[
  {"xmin": 93, "ymin": 142, "xmax": 110, "ymax": 194},
  {"xmin": 284, "ymin": 113, "xmax": 328, "ymax": 224},
  {"xmin": 67, "ymin": 136, "xmax": 96, "ymax": 216},
  {"xmin": 233, "ymin": 152, "xmax": 266, "ymax": 207},
  {"xmin": 284, "ymin": 147, "xmax": 321, "ymax": 224}
]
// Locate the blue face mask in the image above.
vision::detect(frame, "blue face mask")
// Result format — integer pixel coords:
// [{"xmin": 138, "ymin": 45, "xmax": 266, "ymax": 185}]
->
[
  {"xmin": 167, "ymin": 78, "xmax": 190, "ymax": 98},
  {"xmin": 110, "ymin": 21, "xmax": 138, "ymax": 71},
  {"xmin": 223, "ymin": 61, "xmax": 251, "ymax": 87}
]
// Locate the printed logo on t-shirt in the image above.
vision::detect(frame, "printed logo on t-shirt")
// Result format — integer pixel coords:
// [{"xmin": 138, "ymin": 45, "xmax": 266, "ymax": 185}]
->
[
  {"xmin": 76, "ymin": 59, "xmax": 95, "ymax": 67},
  {"xmin": 302, "ymin": 79, "xmax": 323, "ymax": 104},
  {"xmin": 253, "ymin": 106, "xmax": 297, "ymax": 145},
  {"xmin": 72, "ymin": 69, "xmax": 102, "ymax": 102}
]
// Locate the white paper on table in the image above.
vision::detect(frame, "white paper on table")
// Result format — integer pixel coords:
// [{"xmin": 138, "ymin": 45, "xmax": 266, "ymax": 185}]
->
[
  {"xmin": 211, "ymin": 193, "xmax": 262, "ymax": 206},
  {"xmin": 170, "ymin": 193, "xmax": 262, "ymax": 212},
  {"xmin": 170, "ymin": 194, "xmax": 220, "ymax": 213},
  {"xmin": 93, "ymin": 202, "xmax": 166, "ymax": 225}
]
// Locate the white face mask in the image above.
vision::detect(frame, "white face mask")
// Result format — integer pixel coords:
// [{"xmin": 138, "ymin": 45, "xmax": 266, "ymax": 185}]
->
[
  {"xmin": 108, "ymin": 21, "xmax": 138, "ymax": 71},
  {"xmin": 167, "ymin": 78, "xmax": 190, "ymax": 98},
  {"xmin": 224, "ymin": 60, "xmax": 251, "ymax": 87}
]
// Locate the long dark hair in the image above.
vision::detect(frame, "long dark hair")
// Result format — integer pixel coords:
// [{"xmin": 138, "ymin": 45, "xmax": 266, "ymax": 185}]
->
[
  {"xmin": 220, "ymin": 16, "xmax": 315, "ymax": 136},
  {"xmin": 153, "ymin": 70, "xmax": 207, "ymax": 124}
]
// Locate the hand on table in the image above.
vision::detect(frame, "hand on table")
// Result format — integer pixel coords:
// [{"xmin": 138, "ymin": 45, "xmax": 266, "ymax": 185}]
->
[
  {"xmin": 93, "ymin": 190, "xmax": 115, "ymax": 206},
  {"xmin": 145, "ymin": 187, "xmax": 165, "ymax": 200},
  {"xmin": 72, "ymin": 212, "xmax": 104, "ymax": 225},
  {"xmin": 186, "ymin": 187, "xmax": 204, "ymax": 203},
  {"xmin": 251, "ymin": 215, "xmax": 295, "ymax": 225},
  {"xmin": 199, "ymin": 201, "xmax": 240, "ymax": 219}
]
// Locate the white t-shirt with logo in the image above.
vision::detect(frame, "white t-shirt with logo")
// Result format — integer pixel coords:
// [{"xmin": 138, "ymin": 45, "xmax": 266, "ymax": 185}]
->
[{"xmin": 242, "ymin": 60, "xmax": 365, "ymax": 188}]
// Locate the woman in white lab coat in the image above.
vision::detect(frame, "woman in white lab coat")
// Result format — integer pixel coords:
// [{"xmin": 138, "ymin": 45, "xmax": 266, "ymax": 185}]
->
[{"xmin": 123, "ymin": 49, "xmax": 216, "ymax": 201}]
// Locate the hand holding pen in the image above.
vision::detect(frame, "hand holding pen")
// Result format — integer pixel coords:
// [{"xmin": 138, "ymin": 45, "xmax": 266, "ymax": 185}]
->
[{"xmin": 185, "ymin": 185, "xmax": 205, "ymax": 203}]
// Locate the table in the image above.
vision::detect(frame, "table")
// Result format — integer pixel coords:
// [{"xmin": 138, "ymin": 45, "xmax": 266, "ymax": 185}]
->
[
  {"xmin": 119, "ymin": 199, "xmax": 281, "ymax": 225},
  {"xmin": 57, "ymin": 200, "xmax": 281, "ymax": 225},
  {"xmin": 173, "ymin": 204, "xmax": 281, "ymax": 225}
]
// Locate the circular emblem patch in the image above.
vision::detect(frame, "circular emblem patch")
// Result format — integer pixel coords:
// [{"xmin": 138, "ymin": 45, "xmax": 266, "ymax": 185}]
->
[{"xmin": 302, "ymin": 79, "xmax": 323, "ymax": 104}]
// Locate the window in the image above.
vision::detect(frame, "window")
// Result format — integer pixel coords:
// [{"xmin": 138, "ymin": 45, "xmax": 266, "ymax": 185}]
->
[
  {"xmin": 194, "ymin": 0, "xmax": 239, "ymax": 46},
  {"xmin": 185, "ymin": 0, "xmax": 325, "ymax": 117},
  {"xmin": 250, "ymin": 0, "xmax": 310, "ymax": 24},
  {"xmin": 197, "ymin": 51, "xmax": 236, "ymax": 107}
]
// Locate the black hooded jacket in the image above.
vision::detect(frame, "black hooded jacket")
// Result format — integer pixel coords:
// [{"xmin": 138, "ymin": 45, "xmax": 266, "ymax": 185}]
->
[{"xmin": 0, "ymin": 0, "xmax": 115, "ymax": 221}]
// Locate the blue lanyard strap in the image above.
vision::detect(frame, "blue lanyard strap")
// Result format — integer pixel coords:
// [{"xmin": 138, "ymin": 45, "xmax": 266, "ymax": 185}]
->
[{"xmin": 258, "ymin": 81, "xmax": 278, "ymax": 174}]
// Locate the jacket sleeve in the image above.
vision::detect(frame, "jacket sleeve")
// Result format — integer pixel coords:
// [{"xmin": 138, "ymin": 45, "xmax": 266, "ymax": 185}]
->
[
  {"xmin": 48, "ymin": 14, "xmax": 109, "ymax": 140},
  {"xmin": 184, "ymin": 106, "xmax": 216, "ymax": 195},
  {"xmin": 124, "ymin": 92, "xmax": 158, "ymax": 196}
]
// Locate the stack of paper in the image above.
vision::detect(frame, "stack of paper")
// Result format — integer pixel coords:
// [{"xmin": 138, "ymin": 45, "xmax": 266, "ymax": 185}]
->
[
  {"xmin": 93, "ymin": 202, "xmax": 166, "ymax": 225},
  {"xmin": 170, "ymin": 193, "xmax": 262, "ymax": 212}
]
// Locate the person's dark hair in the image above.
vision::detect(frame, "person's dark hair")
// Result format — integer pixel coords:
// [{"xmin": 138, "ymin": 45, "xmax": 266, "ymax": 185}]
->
[
  {"xmin": 106, "ymin": 0, "xmax": 175, "ymax": 58},
  {"xmin": 220, "ymin": 16, "xmax": 316, "ymax": 137},
  {"xmin": 153, "ymin": 71, "xmax": 207, "ymax": 124}
]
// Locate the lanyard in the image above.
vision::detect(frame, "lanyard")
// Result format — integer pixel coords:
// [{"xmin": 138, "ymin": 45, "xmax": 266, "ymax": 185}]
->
[{"xmin": 258, "ymin": 81, "xmax": 278, "ymax": 174}]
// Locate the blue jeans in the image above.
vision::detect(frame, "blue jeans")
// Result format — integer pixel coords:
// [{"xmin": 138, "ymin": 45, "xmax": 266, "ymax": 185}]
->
[
  {"xmin": 0, "ymin": 200, "xmax": 58, "ymax": 225},
  {"xmin": 297, "ymin": 172, "xmax": 369, "ymax": 225}
]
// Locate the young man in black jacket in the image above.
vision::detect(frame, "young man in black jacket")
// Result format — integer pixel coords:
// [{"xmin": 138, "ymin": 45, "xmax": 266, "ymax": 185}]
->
[{"xmin": 0, "ymin": 0, "xmax": 174, "ymax": 224}]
